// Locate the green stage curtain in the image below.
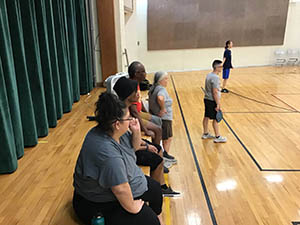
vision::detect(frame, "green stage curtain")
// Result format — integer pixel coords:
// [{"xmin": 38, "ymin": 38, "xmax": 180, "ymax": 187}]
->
[
  {"xmin": 76, "ymin": 0, "xmax": 93, "ymax": 94},
  {"xmin": 0, "ymin": 0, "xmax": 93, "ymax": 174}
]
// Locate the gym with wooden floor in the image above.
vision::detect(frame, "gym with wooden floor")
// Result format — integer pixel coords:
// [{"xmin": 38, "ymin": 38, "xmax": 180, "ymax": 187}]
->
[{"xmin": 1, "ymin": 0, "xmax": 300, "ymax": 225}]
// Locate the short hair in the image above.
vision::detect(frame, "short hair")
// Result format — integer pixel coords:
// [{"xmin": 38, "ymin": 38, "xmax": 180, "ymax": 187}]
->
[
  {"xmin": 128, "ymin": 61, "xmax": 142, "ymax": 78},
  {"xmin": 94, "ymin": 92, "xmax": 127, "ymax": 133},
  {"xmin": 212, "ymin": 60, "xmax": 222, "ymax": 69}
]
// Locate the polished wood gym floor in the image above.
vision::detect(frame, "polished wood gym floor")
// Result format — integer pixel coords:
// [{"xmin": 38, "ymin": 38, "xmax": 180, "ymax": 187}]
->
[{"xmin": 1, "ymin": 66, "xmax": 300, "ymax": 225}]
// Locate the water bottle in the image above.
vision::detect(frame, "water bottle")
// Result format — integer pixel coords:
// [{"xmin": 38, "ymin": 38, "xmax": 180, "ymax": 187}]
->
[{"xmin": 91, "ymin": 215, "xmax": 105, "ymax": 225}]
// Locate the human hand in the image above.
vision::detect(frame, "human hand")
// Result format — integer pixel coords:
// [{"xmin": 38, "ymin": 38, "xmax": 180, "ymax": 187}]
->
[
  {"xmin": 131, "ymin": 199, "xmax": 144, "ymax": 214},
  {"xmin": 215, "ymin": 104, "xmax": 221, "ymax": 112},
  {"xmin": 158, "ymin": 108, "xmax": 167, "ymax": 117},
  {"xmin": 148, "ymin": 144, "xmax": 158, "ymax": 154},
  {"xmin": 129, "ymin": 118, "xmax": 141, "ymax": 133}
]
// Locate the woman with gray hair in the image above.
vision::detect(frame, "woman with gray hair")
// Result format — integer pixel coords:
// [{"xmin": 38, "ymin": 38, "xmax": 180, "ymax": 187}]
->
[{"xmin": 148, "ymin": 71, "xmax": 177, "ymax": 164}]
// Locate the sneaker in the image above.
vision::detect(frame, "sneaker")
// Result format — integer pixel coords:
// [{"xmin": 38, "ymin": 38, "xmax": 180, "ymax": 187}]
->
[
  {"xmin": 163, "ymin": 151, "xmax": 175, "ymax": 160},
  {"xmin": 221, "ymin": 88, "xmax": 229, "ymax": 93},
  {"xmin": 162, "ymin": 186, "xmax": 181, "ymax": 197},
  {"xmin": 214, "ymin": 136, "xmax": 227, "ymax": 143},
  {"xmin": 164, "ymin": 161, "xmax": 173, "ymax": 169},
  {"xmin": 164, "ymin": 157, "xmax": 177, "ymax": 164},
  {"xmin": 164, "ymin": 166, "xmax": 169, "ymax": 174},
  {"xmin": 163, "ymin": 151, "xmax": 177, "ymax": 163},
  {"xmin": 202, "ymin": 133, "xmax": 215, "ymax": 139}
]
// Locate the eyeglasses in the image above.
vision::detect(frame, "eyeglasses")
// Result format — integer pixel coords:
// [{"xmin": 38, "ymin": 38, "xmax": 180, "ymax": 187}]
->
[{"xmin": 118, "ymin": 117, "xmax": 134, "ymax": 122}]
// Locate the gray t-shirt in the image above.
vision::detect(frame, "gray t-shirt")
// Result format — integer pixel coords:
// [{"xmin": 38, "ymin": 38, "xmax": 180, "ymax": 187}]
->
[
  {"xmin": 148, "ymin": 85, "xmax": 173, "ymax": 121},
  {"xmin": 204, "ymin": 72, "xmax": 221, "ymax": 101},
  {"xmin": 73, "ymin": 127, "xmax": 147, "ymax": 203}
]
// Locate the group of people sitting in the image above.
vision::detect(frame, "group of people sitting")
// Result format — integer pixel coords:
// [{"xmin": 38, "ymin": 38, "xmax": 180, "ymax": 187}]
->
[{"xmin": 72, "ymin": 61, "xmax": 180, "ymax": 225}]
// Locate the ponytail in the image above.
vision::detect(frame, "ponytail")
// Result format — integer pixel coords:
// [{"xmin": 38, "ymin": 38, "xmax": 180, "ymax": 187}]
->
[{"xmin": 94, "ymin": 92, "xmax": 127, "ymax": 133}]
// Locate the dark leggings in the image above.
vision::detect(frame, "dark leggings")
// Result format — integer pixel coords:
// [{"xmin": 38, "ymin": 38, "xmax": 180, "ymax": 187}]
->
[{"xmin": 73, "ymin": 176, "xmax": 162, "ymax": 225}]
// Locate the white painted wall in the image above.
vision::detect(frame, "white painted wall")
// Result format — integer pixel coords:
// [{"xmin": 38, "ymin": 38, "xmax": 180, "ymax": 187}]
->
[
  {"xmin": 124, "ymin": 0, "xmax": 139, "ymax": 66},
  {"xmin": 89, "ymin": 0, "xmax": 102, "ymax": 83},
  {"xmin": 114, "ymin": 0, "xmax": 127, "ymax": 72},
  {"xmin": 123, "ymin": 0, "xmax": 300, "ymax": 72}
]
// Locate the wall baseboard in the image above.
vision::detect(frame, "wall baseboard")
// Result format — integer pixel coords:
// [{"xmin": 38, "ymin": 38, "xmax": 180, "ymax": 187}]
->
[{"xmin": 146, "ymin": 64, "xmax": 272, "ymax": 74}]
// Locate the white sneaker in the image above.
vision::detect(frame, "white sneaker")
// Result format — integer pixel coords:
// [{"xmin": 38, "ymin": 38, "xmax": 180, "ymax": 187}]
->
[
  {"xmin": 164, "ymin": 161, "xmax": 173, "ymax": 169},
  {"xmin": 202, "ymin": 133, "xmax": 215, "ymax": 139},
  {"xmin": 214, "ymin": 136, "xmax": 227, "ymax": 143}
]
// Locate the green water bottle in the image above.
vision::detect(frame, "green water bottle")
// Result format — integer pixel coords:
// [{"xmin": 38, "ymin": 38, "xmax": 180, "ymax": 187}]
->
[{"xmin": 91, "ymin": 215, "xmax": 105, "ymax": 225}]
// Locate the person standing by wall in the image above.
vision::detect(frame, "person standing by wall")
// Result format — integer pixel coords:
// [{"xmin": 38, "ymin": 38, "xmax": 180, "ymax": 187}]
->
[{"xmin": 221, "ymin": 40, "xmax": 234, "ymax": 93}]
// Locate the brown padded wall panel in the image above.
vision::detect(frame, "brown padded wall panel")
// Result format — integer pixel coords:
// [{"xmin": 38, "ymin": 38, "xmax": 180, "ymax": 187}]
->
[{"xmin": 147, "ymin": 0, "xmax": 289, "ymax": 50}]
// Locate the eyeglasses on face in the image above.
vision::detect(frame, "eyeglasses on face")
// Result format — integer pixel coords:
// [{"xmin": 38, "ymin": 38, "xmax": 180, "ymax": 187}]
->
[{"xmin": 118, "ymin": 117, "xmax": 134, "ymax": 122}]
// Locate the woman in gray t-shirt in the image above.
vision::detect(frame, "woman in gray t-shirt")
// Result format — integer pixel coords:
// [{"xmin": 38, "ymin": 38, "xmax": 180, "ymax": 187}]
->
[
  {"xmin": 148, "ymin": 71, "xmax": 177, "ymax": 163},
  {"xmin": 73, "ymin": 92, "xmax": 163, "ymax": 225}
]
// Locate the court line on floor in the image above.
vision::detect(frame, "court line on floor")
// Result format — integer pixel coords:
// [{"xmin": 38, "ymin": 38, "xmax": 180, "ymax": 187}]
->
[
  {"xmin": 226, "ymin": 90, "xmax": 296, "ymax": 112},
  {"xmin": 164, "ymin": 174, "xmax": 171, "ymax": 225},
  {"xmin": 224, "ymin": 111, "xmax": 299, "ymax": 114},
  {"xmin": 223, "ymin": 118, "xmax": 300, "ymax": 172},
  {"xmin": 271, "ymin": 94, "xmax": 299, "ymax": 112},
  {"xmin": 200, "ymin": 87, "xmax": 296, "ymax": 112},
  {"xmin": 171, "ymin": 76, "xmax": 218, "ymax": 225},
  {"xmin": 199, "ymin": 87, "xmax": 300, "ymax": 172}
]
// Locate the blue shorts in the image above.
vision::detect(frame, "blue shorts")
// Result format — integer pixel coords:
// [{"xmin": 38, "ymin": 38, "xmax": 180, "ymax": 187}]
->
[{"xmin": 223, "ymin": 68, "xmax": 230, "ymax": 79}]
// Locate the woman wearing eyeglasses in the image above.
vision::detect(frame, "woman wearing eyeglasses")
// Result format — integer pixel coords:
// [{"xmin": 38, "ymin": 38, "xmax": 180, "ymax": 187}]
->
[{"xmin": 72, "ymin": 92, "xmax": 164, "ymax": 225}]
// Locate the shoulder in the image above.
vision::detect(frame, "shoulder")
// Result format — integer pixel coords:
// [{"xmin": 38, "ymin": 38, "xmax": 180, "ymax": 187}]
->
[
  {"xmin": 157, "ymin": 85, "xmax": 166, "ymax": 93},
  {"xmin": 210, "ymin": 73, "xmax": 219, "ymax": 81},
  {"xmin": 83, "ymin": 129, "xmax": 121, "ymax": 159}
]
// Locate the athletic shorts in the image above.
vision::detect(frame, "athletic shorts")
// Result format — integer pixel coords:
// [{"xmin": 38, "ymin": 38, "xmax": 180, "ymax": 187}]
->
[
  {"xmin": 136, "ymin": 140, "xmax": 163, "ymax": 172},
  {"xmin": 204, "ymin": 99, "xmax": 217, "ymax": 120},
  {"xmin": 162, "ymin": 120, "xmax": 173, "ymax": 140},
  {"xmin": 140, "ymin": 112, "xmax": 162, "ymax": 127},
  {"xmin": 222, "ymin": 68, "xmax": 230, "ymax": 79}
]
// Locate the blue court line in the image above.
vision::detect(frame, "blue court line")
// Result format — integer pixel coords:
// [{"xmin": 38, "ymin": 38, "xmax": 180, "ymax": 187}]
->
[
  {"xmin": 223, "ymin": 118, "xmax": 263, "ymax": 171},
  {"xmin": 171, "ymin": 76, "xmax": 218, "ymax": 225}
]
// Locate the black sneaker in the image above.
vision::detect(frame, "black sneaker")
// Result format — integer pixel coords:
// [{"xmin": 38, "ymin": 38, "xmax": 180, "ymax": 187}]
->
[
  {"xmin": 162, "ymin": 186, "xmax": 180, "ymax": 197},
  {"xmin": 164, "ymin": 166, "xmax": 169, "ymax": 174},
  {"xmin": 163, "ymin": 151, "xmax": 175, "ymax": 160}
]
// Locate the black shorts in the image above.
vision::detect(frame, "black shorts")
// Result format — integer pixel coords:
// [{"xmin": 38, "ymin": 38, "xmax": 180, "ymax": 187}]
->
[
  {"xmin": 204, "ymin": 99, "xmax": 217, "ymax": 120},
  {"xmin": 136, "ymin": 140, "xmax": 163, "ymax": 172},
  {"xmin": 162, "ymin": 120, "xmax": 173, "ymax": 140}
]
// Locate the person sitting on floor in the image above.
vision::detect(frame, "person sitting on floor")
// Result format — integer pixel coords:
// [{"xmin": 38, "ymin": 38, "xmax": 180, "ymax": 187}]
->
[
  {"xmin": 113, "ymin": 77, "xmax": 180, "ymax": 197},
  {"xmin": 72, "ymin": 92, "xmax": 165, "ymax": 225}
]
